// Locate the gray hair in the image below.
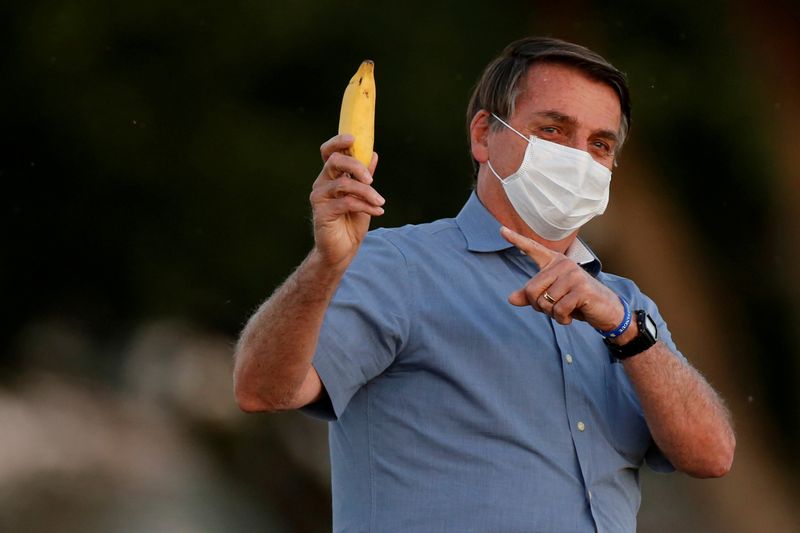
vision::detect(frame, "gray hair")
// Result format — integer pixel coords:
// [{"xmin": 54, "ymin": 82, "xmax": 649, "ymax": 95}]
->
[{"xmin": 466, "ymin": 37, "xmax": 632, "ymax": 172}]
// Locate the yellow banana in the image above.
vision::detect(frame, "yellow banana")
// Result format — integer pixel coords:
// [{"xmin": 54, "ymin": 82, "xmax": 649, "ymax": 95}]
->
[{"xmin": 338, "ymin": 60, "xmax": 376, "ymax": 167}]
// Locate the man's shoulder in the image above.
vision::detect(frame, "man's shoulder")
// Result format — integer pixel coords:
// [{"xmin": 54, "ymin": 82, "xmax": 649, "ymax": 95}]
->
[
  {"xmin": 597, "ymin": 270, "xmax": 640, "ymax": 294},
  {"xmin": 370, "ymin": 215, "xmax": 461, "ymax": 240},
  {"xmin": 365, "ymin": 216, "xmax": 466, "ymax": 259},
  {"xmin": 596, "ymin": 270, "xmax": 657, "ymax": 311}
]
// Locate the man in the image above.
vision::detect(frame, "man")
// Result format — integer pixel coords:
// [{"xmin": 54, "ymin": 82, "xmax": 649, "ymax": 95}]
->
[{"xmin": 234, "ymin": 37, "xmax": 735, "ymax": 532}]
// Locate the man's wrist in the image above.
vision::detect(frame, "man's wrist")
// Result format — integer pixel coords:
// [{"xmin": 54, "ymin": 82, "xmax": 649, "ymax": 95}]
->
[
  {"xmin": 607, "ymin": 320, "xmax": 639, "ymax": 346},
  {"xmin": 604, "ymin": 309, "xmax": 660, "ymax": 359},
  {"xmin": 596, "ymin": 295, "xmax": 632, "ymax": 338},
  {"xmin": 308, "ymin": 246, "xmax": 354, "ymax": 276}
]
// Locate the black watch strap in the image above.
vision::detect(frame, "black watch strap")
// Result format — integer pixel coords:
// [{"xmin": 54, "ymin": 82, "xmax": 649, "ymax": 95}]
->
[{"xmin": 604, "ymin": 310, "xmax": 658, "ymax": 360}]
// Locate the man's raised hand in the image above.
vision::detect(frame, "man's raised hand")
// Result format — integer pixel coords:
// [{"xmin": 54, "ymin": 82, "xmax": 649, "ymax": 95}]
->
[{"xmin": 310, "ymin": 134, "xmax": 384, "ymax": 269}]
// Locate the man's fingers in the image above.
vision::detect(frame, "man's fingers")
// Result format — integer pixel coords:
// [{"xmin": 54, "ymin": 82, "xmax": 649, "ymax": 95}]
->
[
  {"xmin": 368, "ymin": 151, "xmax": 379, "ymax": 175},
  {"xmin": 508, "ymin": 268, "xmax": 560, "ymax": 309},
  {"xmin": 320, "ymin": 134, "xmax": 355, "ymax": 162},
  {"xmin": 551, "ymin": 292, "xmax": 580, "ymax": 325},
  {"xmin": 508, "ymin": 263, "xmax": 577, "ymax": 313},
  {"xmin": 508, "ymin": 288, "xmax": 530, "ymax": 307},
  {"xmin": 539, "ymin": 270, "xmax": 578, "ymax": 307},
  {"xmin": 324, "ymin": 152, "xmax": 374, "ymax": 185},
  {"xmin": 325, "ymin": 195, "xmax": 385, "ymax": 218},
  {"xmin": 500, "ymin": 226, "xmax": 557, "ymax": 269},
  {"xmin": 313, "ymin": 176, "xmax": 385, "ymax": 207}
]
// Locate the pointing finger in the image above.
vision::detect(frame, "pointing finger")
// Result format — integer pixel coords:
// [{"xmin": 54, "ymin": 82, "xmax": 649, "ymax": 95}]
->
[{"xmin": 500, "ymin": 226, "xmax": 557, "ymax": 269}]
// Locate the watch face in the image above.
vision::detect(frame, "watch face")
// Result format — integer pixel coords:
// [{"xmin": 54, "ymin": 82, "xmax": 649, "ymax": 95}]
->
[{"xmin": 644, "ymin": 314, "xmax": 658, "ymax": 340}]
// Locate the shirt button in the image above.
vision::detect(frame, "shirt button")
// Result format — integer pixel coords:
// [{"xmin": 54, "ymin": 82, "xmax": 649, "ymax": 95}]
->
[
  {"xmin": 577, "ymin": 421, "xmax": 586, "ymax": 432},
  {"xmin": 565, "ymin": 354, "xmax": 574, "ymax": 364}
]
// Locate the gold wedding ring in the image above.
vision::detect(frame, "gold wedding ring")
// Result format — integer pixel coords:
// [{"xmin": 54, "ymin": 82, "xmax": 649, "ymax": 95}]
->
[{"xmin": 543, "ymin": 291, "xmax": 557, "ymax": 305}]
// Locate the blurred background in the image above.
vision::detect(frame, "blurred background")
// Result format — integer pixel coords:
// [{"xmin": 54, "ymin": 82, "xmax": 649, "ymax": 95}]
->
[{"xmin": 2, "ymin": 0, "xmax": 799, "ymax": 531}]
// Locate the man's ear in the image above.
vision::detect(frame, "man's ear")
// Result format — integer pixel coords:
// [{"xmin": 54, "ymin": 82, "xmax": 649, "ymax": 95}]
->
[{"xmin": 469, "ymin": 110, "xmax": 492, "ymax": 164}]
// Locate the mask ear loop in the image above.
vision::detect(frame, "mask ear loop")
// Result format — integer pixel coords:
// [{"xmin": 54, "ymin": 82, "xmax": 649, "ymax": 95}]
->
[
  {"xmin": 487, "ymin": 113, "xmax": 535, "ymax": 182},
  {"xmin": 490, "ymin": 113, "xmax": 533, "ymax": 143},
  {"xmin": 486, "ymin": 160, "xmax": 505, "ymax": 181}
]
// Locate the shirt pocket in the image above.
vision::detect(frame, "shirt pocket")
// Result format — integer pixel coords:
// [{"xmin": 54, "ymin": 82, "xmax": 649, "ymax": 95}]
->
[{"xmin": 604, "ymin": 362, "xmax": 653, "ymax": 465}]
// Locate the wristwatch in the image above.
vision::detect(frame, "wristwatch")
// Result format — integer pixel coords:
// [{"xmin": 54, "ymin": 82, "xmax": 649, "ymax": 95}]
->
[{"xmin": 604, "ymin": 310, "xmax": 658, "ymax": 360}]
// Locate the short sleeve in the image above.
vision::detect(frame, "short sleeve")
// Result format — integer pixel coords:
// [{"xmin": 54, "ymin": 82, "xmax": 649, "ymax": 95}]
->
[
  {"xmin": 301, "ymin": 231, "xmax": 412, "ymax": 421},
  {"xmin": 645, "ymin": 442, "xmax": 674, "ymax": 473}
]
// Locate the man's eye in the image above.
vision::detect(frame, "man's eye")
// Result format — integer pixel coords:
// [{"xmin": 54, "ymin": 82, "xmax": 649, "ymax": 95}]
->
[
  {"xmin": 592, "ymin": 141, "xmax": 611, "ymax": 152},
  {"xmin": 540, "ymin": 127, "xmax": 559, "ymax": 134}
]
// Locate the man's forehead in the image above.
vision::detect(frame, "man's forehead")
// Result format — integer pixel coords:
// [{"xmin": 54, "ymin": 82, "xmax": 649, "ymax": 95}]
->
[
  {"xmin": 517, "ymin": 64, "xmax": 622, "ymax": 129},
  {"xmin": 521, "ymin": 63, "xmax": 620, "ymax": 102},
  {"xmin": 523, "ymin": 62, "xmax": 609, "ymax": 88}
]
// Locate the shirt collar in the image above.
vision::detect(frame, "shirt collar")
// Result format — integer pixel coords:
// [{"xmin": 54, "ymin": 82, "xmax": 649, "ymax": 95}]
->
[
  {"xmin": 455, "ymin": 191, "xmax": 602, "ymax": 276},
  {"xmin": 455, "ymin": 191, "xmax": 511, "ymax": 253}
]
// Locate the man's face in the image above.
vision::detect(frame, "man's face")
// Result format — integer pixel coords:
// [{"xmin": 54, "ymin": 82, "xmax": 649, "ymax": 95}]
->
[{"xmin": 487, "ymin": 62, "xmax": 623, "ymax": 177}]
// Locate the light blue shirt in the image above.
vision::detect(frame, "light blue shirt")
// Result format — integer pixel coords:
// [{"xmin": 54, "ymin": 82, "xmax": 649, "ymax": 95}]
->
[{"xmin": 305, "ymin": 192, "xmax": 679, "ymax": 533}]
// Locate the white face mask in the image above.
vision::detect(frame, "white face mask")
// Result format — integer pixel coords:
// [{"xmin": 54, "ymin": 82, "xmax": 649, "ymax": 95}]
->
[{"xmin": 487, "ymin": 113, "xmax": 612, "ymax": 241}]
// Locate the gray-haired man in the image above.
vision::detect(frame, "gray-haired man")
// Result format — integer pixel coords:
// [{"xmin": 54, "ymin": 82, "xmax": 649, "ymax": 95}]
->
[{"xmin": 234, "ymin": 37, "xmax": 735, "ymax": 532}]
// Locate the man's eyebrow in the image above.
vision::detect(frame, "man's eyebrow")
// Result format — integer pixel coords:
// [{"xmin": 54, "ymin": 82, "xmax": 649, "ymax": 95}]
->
[
  {"xmin": 594, "ymin": 130, "xmax": 619, "ymax": 143},
  {"xmin": 530, "ymin": 110, "xmax": 576, "ymax": 124}
]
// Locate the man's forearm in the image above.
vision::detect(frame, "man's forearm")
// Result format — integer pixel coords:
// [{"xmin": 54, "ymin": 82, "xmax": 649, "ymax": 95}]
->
[
  {"xmin": 233, "ymin": 249, "xmax": 346, "ymax": 412},
  {"xmin": 622, "ymin": 342, "xmax": 736, "ymax": 477}
]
